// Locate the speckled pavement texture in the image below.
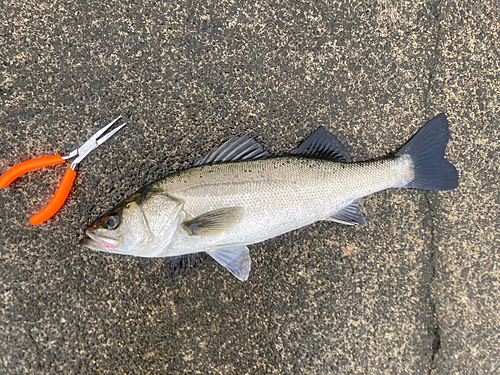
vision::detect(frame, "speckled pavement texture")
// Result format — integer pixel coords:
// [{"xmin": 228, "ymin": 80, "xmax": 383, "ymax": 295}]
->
[{"xmin": 0, "ymin": 1, "xmax": 498, "ymax": 374}]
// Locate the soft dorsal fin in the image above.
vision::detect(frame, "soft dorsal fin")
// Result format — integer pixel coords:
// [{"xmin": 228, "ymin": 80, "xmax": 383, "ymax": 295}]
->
[
  {"xmin": 291, "ymin": 126, "xmax": 351, "ymax": 162},
  {"xmin": 326, "ymin": 200, "xmax": 366, "ymax": 225},
  {"xmin": 194, "ymin": 134, "xmax": 270, "ymax": 166},
  {"xmin": 206, "ymin": 245, "xmax": 251, "ymax": 281}
]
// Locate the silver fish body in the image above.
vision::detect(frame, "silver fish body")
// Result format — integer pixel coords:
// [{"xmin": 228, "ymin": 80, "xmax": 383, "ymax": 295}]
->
[
  {"xmin": 81, "ymin": 114, "xmax": 458, "ymax": 280},
  {"xmin": 157, "ymin": 155, "xmax": 412, "ymax": 256}
]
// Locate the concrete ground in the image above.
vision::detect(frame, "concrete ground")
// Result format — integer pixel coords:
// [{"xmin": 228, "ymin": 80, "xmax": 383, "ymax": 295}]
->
[{"xmin": 0, "ymin": 0, "xmax": 498, "ymax": 374}]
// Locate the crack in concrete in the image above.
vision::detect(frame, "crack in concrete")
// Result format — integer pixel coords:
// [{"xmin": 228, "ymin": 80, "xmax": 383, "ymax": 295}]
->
[
  {"xmin": 28, "ymin": 328, "xmax": 42, "ymax": 371},
  {"xmin": 424, "ymin": 1, "xmax": 445, "ymax": 373},
  {"xmin": 424, "ymin": 1, "xmax": 444, "ymax": 108},
  {"xmin": 426, "ymin": 193, "xmax": 441, "ymax": 375}
]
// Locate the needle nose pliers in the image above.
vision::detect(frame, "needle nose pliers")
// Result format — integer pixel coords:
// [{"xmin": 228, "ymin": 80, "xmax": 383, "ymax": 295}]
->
[{"xmin": 0, "ymin": 116, "xmax": 127, "ymax": 224}]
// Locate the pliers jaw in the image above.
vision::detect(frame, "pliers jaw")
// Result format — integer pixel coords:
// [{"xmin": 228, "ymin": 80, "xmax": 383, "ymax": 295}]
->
[{"xmin": 66, "ymin": 116, "xmax": 127, "ymax": 170}]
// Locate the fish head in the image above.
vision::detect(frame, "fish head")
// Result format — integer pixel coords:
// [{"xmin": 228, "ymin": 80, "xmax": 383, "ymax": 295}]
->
[
  {"xmin": 80, "ymin": 199, "xmax": 149, "ymax": 254},
  {"xmin": 80, "ymin": 191, "xmax": 185, "ymax": 256}
]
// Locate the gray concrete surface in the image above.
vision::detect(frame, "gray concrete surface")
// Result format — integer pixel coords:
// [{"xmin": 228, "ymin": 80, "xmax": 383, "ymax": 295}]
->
[{"xmin": 0, "ymin": 0, "xmax": 498, "ymax": 374}]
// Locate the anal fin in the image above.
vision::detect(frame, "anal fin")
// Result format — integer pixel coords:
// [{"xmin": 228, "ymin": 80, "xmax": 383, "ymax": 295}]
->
[
  {"xmin": 326, "ymin": 200, "xmax": 366, "ymax": 226},
  {"xmin": 206, "ymin": 245, "xmax": 251, "ymax": 281}
]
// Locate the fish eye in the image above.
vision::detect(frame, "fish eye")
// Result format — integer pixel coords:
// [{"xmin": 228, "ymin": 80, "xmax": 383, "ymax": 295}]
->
[{"xmin": 105, "ymin": 214, "xmax": 120, "ymax": 230}]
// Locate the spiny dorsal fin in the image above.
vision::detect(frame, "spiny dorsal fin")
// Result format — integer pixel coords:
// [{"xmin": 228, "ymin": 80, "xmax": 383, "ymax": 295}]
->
[
  {"xmin": 326, "ymin": 200, "xmax": 366, "ymax": 225},
  {"xmin": 291, "ymin": 126, "xmax": 351, "ymax": 162},
  {"xmin": 194, "ymin": 134, "xmax": 270, "ymax": 166},
  {"xmin": 206, "ymin": 245, "xmax": 251, "ymax": 281},
  {"xmin": 183, "ymin": 207, "xmax": 244, "ymax": 236}
]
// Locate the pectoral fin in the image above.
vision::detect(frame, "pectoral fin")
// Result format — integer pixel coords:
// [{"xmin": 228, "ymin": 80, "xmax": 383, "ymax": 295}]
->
[
  {"xmin": 206, "ymin": 245, "xmax": 251, "ymax": 281},
  {"xmin": 183, "ymin": 207, "xmax": 244, "ymax": 236}
]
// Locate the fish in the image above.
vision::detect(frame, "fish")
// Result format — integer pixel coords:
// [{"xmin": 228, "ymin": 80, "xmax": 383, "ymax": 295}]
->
[{"xmin": 80, "ymin": 114, "xmax": 458, "ymax": 281}]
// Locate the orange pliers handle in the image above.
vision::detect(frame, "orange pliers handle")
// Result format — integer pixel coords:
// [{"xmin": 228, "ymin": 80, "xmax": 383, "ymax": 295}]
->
[
  {"xmin": 0, "ymin": 155, "xmax": 77, "ymax": 224},
  {"xmin": 0, "ymin": 155, "xmax": 65, "ymax": 188},
  {"xmin": 30, "ymin": 167, "xmax": 76, "ymax": 225}
]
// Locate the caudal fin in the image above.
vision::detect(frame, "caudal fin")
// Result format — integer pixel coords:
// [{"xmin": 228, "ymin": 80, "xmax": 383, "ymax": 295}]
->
[{"xmin": 396, "ymin": 113, "xmax": 458, "ymax": 191}]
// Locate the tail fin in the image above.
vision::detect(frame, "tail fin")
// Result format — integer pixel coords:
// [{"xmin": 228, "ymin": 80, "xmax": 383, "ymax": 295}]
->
[{"xmin": 396, "ymin": 113, "xmax": 458, "ymax": 191}]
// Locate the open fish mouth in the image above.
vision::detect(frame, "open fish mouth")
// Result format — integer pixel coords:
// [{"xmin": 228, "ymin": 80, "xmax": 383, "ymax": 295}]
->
[{"xmin": 80, "ymin": 230, "xmax": 120, "ymax": 251}]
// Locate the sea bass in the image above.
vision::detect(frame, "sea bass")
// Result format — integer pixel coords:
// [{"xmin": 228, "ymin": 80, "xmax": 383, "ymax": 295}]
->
[{"xmin": 81, "ymin": 114, "xmax": 458, "ymax": 281}]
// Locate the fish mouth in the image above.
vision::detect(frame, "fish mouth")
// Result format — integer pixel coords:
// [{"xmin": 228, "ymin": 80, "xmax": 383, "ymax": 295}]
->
[{"xmin": 80, "ymin": 230, "xmax": 120, "ymax": 252}]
